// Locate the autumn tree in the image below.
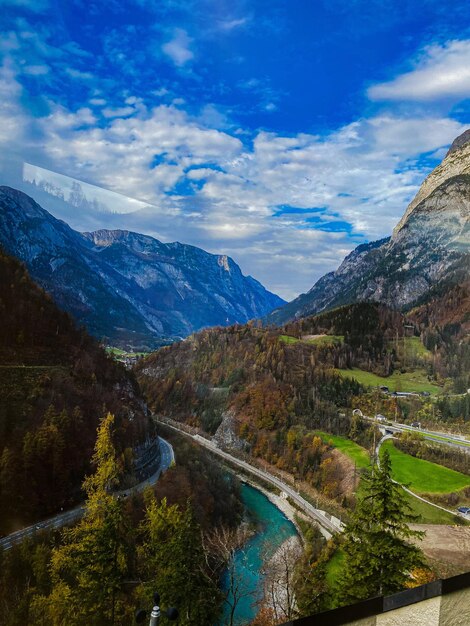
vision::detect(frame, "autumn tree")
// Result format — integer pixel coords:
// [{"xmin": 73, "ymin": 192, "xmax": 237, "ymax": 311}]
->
[
  {"xmin": 293, "ymin": 523, "xmax": 329, "ymax": 616},
  {"xmin": 261, "ymin": 537, "xmax": 302, "ymax": 623},
  {"xmin": 202, "ymin": 525, "xmax": 253, "ymax": 626},
  {"xmin": 34, "ymin": 413, "xmax": 129, "ymax": 626}
]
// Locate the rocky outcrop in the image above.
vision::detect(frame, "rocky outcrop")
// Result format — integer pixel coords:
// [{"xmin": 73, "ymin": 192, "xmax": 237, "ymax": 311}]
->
[
  {"xmin": 267, "ymin": 130, "xmax": 470, "ymax": 326},
  {"xmin": 0, "ymin": 186, "xmax": 284, "ymax": 349}
]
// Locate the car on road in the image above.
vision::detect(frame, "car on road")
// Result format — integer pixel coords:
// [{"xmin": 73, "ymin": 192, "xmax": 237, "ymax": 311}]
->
[{"xmin": 457, "ymin": 506, "xmax": 470, "ymax": 515}]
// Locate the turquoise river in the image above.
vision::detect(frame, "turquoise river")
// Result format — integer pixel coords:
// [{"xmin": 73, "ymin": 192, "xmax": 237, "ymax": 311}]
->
[{"xmin": 218, "ymin": 482, "xmax": 298, "ymax": 626}]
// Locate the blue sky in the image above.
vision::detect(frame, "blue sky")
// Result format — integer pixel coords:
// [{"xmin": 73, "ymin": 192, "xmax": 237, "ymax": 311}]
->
[{"xmin": 1, "ymin": 0, "xmax": 470, "ymax": 299}]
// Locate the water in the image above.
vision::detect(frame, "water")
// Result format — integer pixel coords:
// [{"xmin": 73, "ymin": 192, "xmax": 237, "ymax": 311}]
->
[{"xmin": 218, "ymin": 483, "xmax": 298, "ymax": 626}]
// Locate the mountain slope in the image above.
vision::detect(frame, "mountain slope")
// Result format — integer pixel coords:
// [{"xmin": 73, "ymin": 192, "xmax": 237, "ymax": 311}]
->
[
  {"xmin": 267, "ymin": 130, "xmax": 470, "ymax": 326},
  {"xmin": 0, "ymin": 186, "xmax": 284, "ymax": 349},
  {"xmin": 0, "ymin": 247, "xmax": 149, "ymax": 532}
]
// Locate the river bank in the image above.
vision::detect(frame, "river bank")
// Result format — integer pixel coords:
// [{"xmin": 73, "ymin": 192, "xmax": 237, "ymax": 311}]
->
[
  {"xmin": 239, "ymin": 476, "xmax": 307, "ymax": 542},
  {"xmin": 218, "ymin": 483, "xmax": 299, "ymax": 626}
]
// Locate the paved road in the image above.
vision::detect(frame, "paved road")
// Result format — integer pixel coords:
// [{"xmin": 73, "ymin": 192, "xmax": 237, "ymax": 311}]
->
[
  {"xmin": 158, "ymin": 419, "xmax": 342, "ymax": 537},
  {"xmin": 376, "ymin": 434, "xmax": 467, "ymax": 521},
  {"xmin": 0, "ymin": 436, "xmax": 174, "ymax": 551},
  {"xmin": 359, "ymin": 413, "xmax": 470, "ymax": 453}
]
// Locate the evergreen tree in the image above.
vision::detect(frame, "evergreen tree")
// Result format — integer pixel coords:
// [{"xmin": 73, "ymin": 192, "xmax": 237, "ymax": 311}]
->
[
  {"xmin": 36, "ymin": 413, "xmax": 129, "ymax": 626},
  {"xmin": 337, "ymin": 449, "xmax": 424, "ymax": 604},
  {"xmin": 294, "ymin": 525, "xmax": 329, "ymax": 616},
  {"xmin": 138, "ymin": 494, "xmax": 222, "ymax": 626}
]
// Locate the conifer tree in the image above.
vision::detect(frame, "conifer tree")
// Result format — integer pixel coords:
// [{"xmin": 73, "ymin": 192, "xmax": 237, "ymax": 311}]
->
[
  {"xmin": 337, "ymin": 449, "xmax": 424, "ymax": 604},
  {"xmin": 138, "ymin": 494, "xmax": 222, "ymax": 626},
  {"xmin": 39, "ymin": 413, "xmax": 129, "ymax": 625}
]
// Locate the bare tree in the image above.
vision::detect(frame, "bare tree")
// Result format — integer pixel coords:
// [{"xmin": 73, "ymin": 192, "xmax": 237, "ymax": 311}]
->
[
  {"xmin": 203, "ymin": 525, "xmax": 256, "ymax": 626},
  {"xmin": 259, "ymin": 537, "xmax": 303, "ymax": 624}
]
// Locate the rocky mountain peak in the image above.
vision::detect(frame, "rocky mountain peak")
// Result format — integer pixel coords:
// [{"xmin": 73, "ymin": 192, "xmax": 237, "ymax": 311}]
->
[
  {"xmin": 393, "ymin": 129, "xmax": 470, "ymax": 236},
  {"xmin": 446, "ymin": 128, "xmax": 470, "ymax": 156},
  {"xmin": 266, "ymin": 130, "xmax": 470, "ymax": 326},
  {"xmin": 0, "ymin": 189, "xmax": 285, "ymax": 349}
]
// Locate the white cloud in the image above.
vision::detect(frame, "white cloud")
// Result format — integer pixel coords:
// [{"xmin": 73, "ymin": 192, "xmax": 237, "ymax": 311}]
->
[
  {"xmin": 102, "ymin": 105, "xmax": 136, "ymax": 118},
  {"xmin": 162, "ymin": 28, "xmax": 194, "ymax": 67},
  {"xmin": 65, "ymin": 67, "xmax": 95, "ymax": 81},
  {"xmin": 217, "ymin": 17, "xmax": 248, "ymax": 32},
  {"xmin": 89, "ymin": 97, "xmax": 106, "ymax": 106},
  {"xmin": 0, "ymin": 51, "xmax": 467, "ymax": 300},
  {"xmin": 369, "ymin": 39, "xmax": 470, "ymax": 102},
  {"xmin": 22, "ymin": 63, "xmax": 49, "ymax": 75}
]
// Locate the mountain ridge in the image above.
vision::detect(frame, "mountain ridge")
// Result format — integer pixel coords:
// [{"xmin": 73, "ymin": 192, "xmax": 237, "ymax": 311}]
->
[
  {"xmin": 267, "ymin": 129, "xmax": 470, "ymax": 326},
  {"xmin": 0, "ymin": 186, "xmax": 284, "ymax": 349}
]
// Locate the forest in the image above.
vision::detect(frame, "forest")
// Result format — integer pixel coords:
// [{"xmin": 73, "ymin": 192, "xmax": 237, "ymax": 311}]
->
[
  {"xmin": 0, "ymin": 249, "xmax": 151, "ymax": 533},
  {"xmin": 0, "ymin": 414, "xmax": 245, "ymax": 626},
  {"xmin": 136, "ymin": 295, "xmax": 470, "ymax": 515}
]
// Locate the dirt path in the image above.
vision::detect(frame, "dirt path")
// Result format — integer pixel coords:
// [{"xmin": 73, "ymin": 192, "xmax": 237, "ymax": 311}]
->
[{"xmin": 410, "ymin": 524, "xmax": 470, "ymax": 577}]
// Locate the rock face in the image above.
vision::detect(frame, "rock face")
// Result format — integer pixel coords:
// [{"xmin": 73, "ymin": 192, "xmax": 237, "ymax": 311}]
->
[
  {"xmin": 0, "ymin": 186, "xmax": 284, "ymax": 348},
  {"xmin": 267, "ymin": 130, "xmax": 470, "ymax": 326}
]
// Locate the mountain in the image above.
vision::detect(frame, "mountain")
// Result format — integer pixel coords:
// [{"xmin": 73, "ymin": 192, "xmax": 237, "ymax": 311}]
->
[
  {"xmin": 0, "ymin": 247, "xmax": 150, "ymax": 532},
  {"xmin": 0, "ymin": 186, "xmax": 284, "ymax": 349},
  {"xmin": 267, "ymin": 130, "xmax": 470, "ymax": 326}
]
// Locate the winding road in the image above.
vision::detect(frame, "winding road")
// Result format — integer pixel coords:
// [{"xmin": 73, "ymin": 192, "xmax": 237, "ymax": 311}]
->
[
  {"xmin": 375, "ymin": 434, "xmax": 468, "ymax": 521},
  {"xmin": 0, "ymin": 436, "xmax": 174, "ymax": 551},
  {"xmin": 157, "ymin": 417, "xmax": 342, "ymax": 538},
  {"xmin": 356, "ymin": 411, "xmax": 470, "ymax": 453}
]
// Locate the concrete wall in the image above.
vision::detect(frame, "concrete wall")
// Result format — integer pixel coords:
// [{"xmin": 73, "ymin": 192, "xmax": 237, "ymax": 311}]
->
[
  {"xmin": 285, "ymin": 572, "xmax": 470, "ymax": 626},
  {"xmin": 328, "ymin": 586, "xmax": 470, "ymax": 626}
]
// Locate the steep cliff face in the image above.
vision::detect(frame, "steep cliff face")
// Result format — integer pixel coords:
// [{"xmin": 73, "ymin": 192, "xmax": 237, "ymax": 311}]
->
[
  {"xmin": 0, "ymin": 187, "xmax": 284, "ymax": 348},
  {"xmin": 267, "ymin": 131, "xmax": 470, "ymax": 326}
]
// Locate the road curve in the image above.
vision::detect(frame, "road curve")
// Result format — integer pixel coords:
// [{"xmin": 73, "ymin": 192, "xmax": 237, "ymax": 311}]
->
[
  {"xmin": 0, "ymin": 436, "xmax": 174, "ymax": 551},
  {"xmin": 360, "ymin": 413, "xmax": 470, "ymax": 453},
  {"xmin": 376, "ymin": 435, "xmax": 466, "ymax": 521},
  {"xmin": 158, "ymin": 419, "xmax": 342, "ymax": 537}
]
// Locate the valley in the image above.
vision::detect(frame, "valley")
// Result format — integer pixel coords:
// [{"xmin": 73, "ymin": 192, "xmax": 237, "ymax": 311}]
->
[{"xmin": 1, "ymin": 128, "xmax": 469, "ymax": 626}]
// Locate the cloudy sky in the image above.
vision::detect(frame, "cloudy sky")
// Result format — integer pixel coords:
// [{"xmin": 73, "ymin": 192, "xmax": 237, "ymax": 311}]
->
[{"xmin": 1, "ymin": 0, "xmax": 469, "ymax": 300}]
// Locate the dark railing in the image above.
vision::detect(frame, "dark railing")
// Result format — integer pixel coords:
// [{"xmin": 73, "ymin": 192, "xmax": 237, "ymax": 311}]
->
[{"xmin": 281, "ymin": 571, "xmax": 470, "ymax": 626}]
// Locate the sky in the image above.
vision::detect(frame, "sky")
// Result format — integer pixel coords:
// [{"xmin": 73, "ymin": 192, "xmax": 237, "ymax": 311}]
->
[{"xmin": 1, "ymin": 0, "xmax": 470, "ymax": 300}]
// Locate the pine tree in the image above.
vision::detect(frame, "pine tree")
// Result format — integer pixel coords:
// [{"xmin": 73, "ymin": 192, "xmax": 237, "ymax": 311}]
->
[
  {"xmin": 138, "ymin": 494, "xmax": 222, "ymax": 626},
  {"xmin": 337, "ymin": 449, "xmax": 425, "ymax": 604},
  {"xmin": 38, "ymin": 413, "xmax": 129, "ymax": 626}
]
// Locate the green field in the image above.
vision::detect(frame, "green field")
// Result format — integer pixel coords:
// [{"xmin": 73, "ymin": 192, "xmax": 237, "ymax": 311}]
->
[
  {"xmin": 279, "ymin": 334, "xmax": 344, "ymax": 346},
  {"xmin": 306, "ymin": 335, "xmax": 344, "ymax": 346},
  {"xmin": 381, "ymin": 440, "xmax": 470, "ymax": 494},
  {"xmin": 278, "ymin": 334, "xmax": 300, "ymax": 344},
  {"xmin": 337, "ymin": 367, "xmax": 441, "ymax": 395},
  {"xmin": 403, "ymin": 337, "xmax": 432, "ymax": 359},
  {"xmin": 325, "ymin": 549, "xmax": 345, "ymax": 588},
  {"xmin": 106, "ymin": 346, "xmax": 148, "ymax": 357},
  {"xmin": 314, "ymin": 431, "xmax": 370, "ymax": 468},
  {"xmin": 401, "ymin": 489, "xmax": 464, "ymax": 525}
]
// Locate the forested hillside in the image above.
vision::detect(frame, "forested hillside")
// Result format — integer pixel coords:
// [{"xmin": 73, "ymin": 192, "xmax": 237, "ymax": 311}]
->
[
  {"xmin": 0, "ymin": 248, "xmax": 151, "ymax": 533},
  {"xmin": 136, "ymin": 304, "xmax": 403, "ymax": 500},
  {"xmin": 136, "ymin": 299, "xmax": 470, "ymax": 505},
  {"xmin": 0, "ymin": 415, "xmax": 244, "ymax": 626},
  {"xmin": 408, "ymin": 277, "xmax": 470, "ymax": 393}
]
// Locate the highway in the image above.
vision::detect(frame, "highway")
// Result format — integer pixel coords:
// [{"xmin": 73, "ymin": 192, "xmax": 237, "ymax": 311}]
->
[
  {"xmin": 158, "ymin": 418, "xmax": 342, "ymax": 537},
  {"xmin": 357, "ymin": 412, "xmax": 470, "ymax": 453},
  {"xmin": 0, "ymin": 436, "xmax": 174, "ymax": 551}
]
